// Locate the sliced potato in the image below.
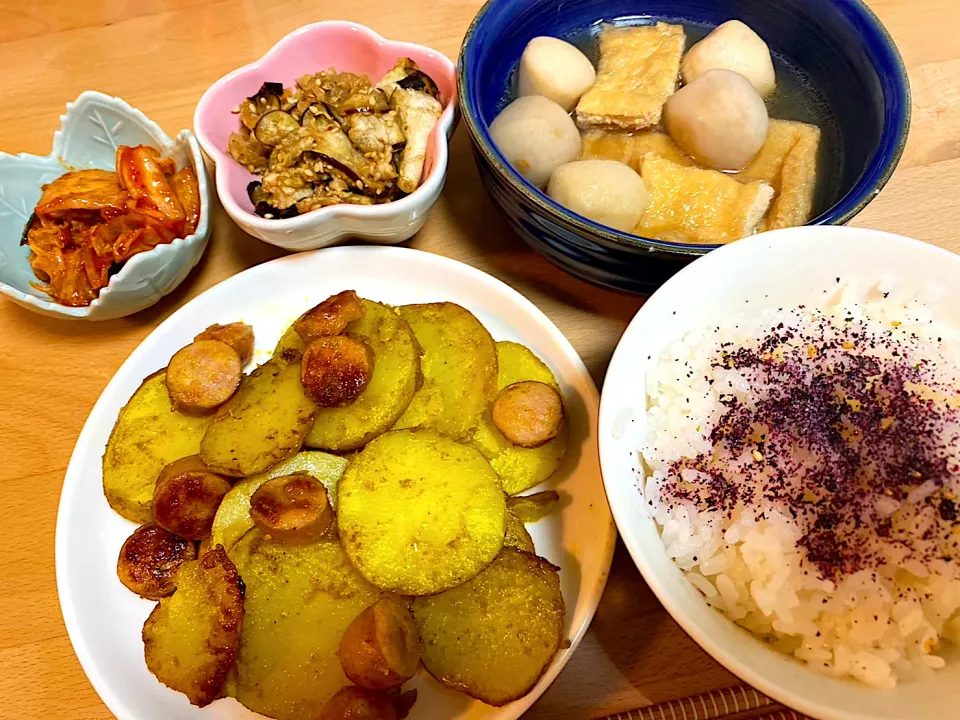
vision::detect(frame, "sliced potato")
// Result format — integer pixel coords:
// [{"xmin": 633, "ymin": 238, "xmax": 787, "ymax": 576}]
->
[
  {"xmin": 305, "ymin": 301, "xmax": 421, "ymax": 452},
  {"xmin": 508, "ymin": 490, "xmax": 561, "ymax": 523},
  {"xmin": 412, "ymin": 548, "xmax": 565, "ymax": 706},
  {"xmin": 103, "ymin": 370, "xmax": 211, "ymax": 523},
  {"xmin": 503, "ymin": 510, "xmax": 535, "ymax": 553},
  {"xmin": 229, "ymin": 531, "xmax": 381, "ymax": 720},
  {"xmin": 142, "ymin": 546, "xmax": 245, "ymax": 707},
  {"xmin": 470, "ymin": 342, "xmax": 567, "ymax": 495},
  {"xmin": 210, "ymin": 451, "xmax": 347, "ymax": 553},
  {"xmin": 391, "ymin": 303, "xmax": 497, "ymax": 440},
  {"xmin": 200, "ymin": 350, "xmax": 317, "ymax": 477},
  {"xmin": 117, "ymin": 522, "xmax": 196, "ymax": 599},
  {"xmin": 338, "ymin": 430, "xmax": 506, "ymax": 595}
]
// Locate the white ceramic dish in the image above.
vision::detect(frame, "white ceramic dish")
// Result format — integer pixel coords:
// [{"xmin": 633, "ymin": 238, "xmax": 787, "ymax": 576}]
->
[
  {"xmin": 193, "ymin": 22, "xmax": 458, "ymax": 252},
  {"xmin": 0, "ymin": 91, "xmax": 211, "ymax": 320},
  {"xmin": 599, "ymin": 226, "xmax": 960, "ymax": 720},
  {"xmin": 57, "ymin": 245, "xmax": 615, "ymax": 720}
]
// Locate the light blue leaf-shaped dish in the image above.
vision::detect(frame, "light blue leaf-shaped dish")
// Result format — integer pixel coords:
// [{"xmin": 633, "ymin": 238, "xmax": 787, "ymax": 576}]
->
[{"xmin": 0, "ymin": 91, "xmax": 211, "ymax": 320}]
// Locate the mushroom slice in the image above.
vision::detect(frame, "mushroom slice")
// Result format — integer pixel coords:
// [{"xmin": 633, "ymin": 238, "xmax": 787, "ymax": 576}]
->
[
  {"xmin": 254, "ymin": 110, "xmax": 300, "ymax": 147},
  {"xmin": 389, "ymin": 88, "xmax": 442, "ymax": 193}
]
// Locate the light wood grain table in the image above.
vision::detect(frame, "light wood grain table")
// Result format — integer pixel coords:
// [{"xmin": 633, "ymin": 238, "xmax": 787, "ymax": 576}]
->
[{"xmin": 0, "ymin": 1, "xmax": 957, "ymax": 718}]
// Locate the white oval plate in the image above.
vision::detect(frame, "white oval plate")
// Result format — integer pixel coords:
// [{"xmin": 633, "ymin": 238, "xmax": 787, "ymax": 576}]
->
[{"xmin": 56, "ymin": 246, "xmax": 616, "ymax": 720}]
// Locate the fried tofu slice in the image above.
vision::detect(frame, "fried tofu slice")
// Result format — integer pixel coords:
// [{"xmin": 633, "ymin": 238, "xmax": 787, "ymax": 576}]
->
[
  {"xmin": 576, "ymin": 23, "xmax": 685, "ymax": 131},
  {"xmin": 580, "ymin": 129, "xmax": 694, "ymax": 170},
  {"xmin": 739, "ymin": 119, "xmax": 821, "ymax": 231},
  {"xmin": 637, "ymin": 153, "xmax": 774, "ymax": 244}
]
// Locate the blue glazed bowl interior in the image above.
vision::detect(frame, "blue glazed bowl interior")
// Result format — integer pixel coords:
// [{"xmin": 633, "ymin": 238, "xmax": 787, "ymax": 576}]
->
[{"xmin": 460, "ymin": 0, "xmax": 910, "ymax": 256}]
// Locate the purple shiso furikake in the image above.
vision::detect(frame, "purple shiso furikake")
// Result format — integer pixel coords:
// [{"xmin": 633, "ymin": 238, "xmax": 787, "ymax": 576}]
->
[{"xmin": 658, "ymin": 307, "xmax": 960, "ymax": 582}]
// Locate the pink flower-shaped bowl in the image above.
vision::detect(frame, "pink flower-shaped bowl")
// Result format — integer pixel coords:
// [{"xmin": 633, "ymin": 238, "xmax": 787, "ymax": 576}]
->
[{"xmin": 194, "ymin": 22, "xmax": 457, "ymax": 251}]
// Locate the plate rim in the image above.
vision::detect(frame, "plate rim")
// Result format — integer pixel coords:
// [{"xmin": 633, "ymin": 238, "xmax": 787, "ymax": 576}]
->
[{"xmin": 55, "ymin": 244, "xmax": 617, "ymax": 720}]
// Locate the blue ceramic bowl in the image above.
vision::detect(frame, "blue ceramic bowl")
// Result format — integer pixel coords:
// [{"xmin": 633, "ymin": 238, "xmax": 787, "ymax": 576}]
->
[{"xmin": 458, "ymin": 0, "xmax": 911, "ymax": 293}]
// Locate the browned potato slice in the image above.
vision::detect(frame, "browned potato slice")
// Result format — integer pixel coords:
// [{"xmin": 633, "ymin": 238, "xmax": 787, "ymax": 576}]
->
[
  {"xmin": 295, "ymin": 290, "xmax": 367, "ymax": 342},
  {"xmin": 412, "ymin": 548, "xmax": 565, "ymax": 706},
  {"xmin": 492, "ymin": 380, "xmax": 564, "ymax": 448},
  {"xmin": 250, "ymin": 473, "xmax": 333, "ymax": 543},
  {"xmin": 103, "ymin": 370, "xmax": 211, "ymax": 523},
  {"xmin": 195, "ymin": 322, "xmax": 255, "ymax": 365},
  {"xmin": 320, "ymin": 687, "xmax": 398, "ymax": 720},
  {"xmin": 117, "ymin": 522, "xmax": 196, "ymax": 599},
  {"xmin": 503, "ymin": 510, "xmax": 535, "ymax": 553},
  {"xmin": 153, "ymin": 455, "xmax": 232, "ymax": 540},
  {"xmin": 339, "ymin": 597, "xmax": 420, "ymax": 690},
  {"xmin": 338, "ymin": 430, "xmax": 506, "ymax": 595},
  {"xmin": 142, "ymin": 546, "xmax": 245, "ymax": 707},
  {"xmin": 507, "ymin": 490, "xmax": 561, "ymax": 523},
  {"xmin": 392, "ymin": 302, "xmax": 498, "ymax": 440},
  {"xmin": 200, "ymin": 350, "xmax": 317, "ymax": 477},
  {"xmin": 229, "ymin": 532, "xmax": 382, "ymax": 719},
  {"xmin": 301, "ymin": 336, "xmax": 375, "ymax": 407},
  {"xmin": 166, "ymin": 340, "xmax": 243, "ymax": 414}
]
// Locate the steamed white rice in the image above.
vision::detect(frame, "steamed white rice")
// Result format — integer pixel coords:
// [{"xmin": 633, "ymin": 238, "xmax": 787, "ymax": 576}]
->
[{"xmin": 642, "ymin": 281, "xmax": 960, "ymax": 688}]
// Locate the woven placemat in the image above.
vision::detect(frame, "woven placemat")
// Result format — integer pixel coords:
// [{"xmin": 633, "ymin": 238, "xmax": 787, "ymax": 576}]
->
[{"xmin": 600, "ymin": 684, "xmax": 812, "ymax": 720}]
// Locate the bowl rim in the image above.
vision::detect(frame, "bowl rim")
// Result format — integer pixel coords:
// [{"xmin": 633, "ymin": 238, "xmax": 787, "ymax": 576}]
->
[
  {"xmin": 193, "ymin": 20, "xmax": 458, "ymax": 233},
  {"xmin": 457, "ymin": 0, "xmax": 912, "ymax": 258},
  {"xmin": 0, "ymin": 90, "xmax": 211, "ymax": 319},
  {"xmin": 598, "ymin": 225, "xmax": 960, "ymax": 720}
]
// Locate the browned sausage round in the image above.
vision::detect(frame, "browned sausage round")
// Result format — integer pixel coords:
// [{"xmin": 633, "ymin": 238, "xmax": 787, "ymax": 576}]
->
[
  {"xmin": 117, "ymin": 522, "xmax": 196, "ymax": 599},
  {"xmin": 301, "ymin": 335, "xmax": 374, "ymax": 407},
  {"xmin": 320, "ymin": 687, "xmax": 399, "ymax": 720},
  {"xmin": 339, "ymin": 597, "xmax": 420, "ymax": 690},
  {"xmin": 166, "ymin": 339, "xmax": 242, "ymax": 413},
  {"xmin": 153, "ymin": 455, "xmax": 232, "ymax": 540},
  {"xmin": 194, "ymin": 322, "xmax": 255, "ymax": 365},
  {"xmin": 249, "ymin": 473, "xmax": 333, "ymax": 543},
  {"xmin": 295, "ymin": 290, "xmax": 366, "ymax": 342},
  {"xmin": 491, "ymin": 380, "xmax": 565, "ymax": 448}
]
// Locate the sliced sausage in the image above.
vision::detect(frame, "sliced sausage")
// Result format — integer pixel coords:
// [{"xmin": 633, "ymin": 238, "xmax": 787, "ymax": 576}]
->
[
  {"xmin": 166, "ymin": 339, "xmax": 242, "ymax": 413},
  {"xmin": 491, "ymin": 380, "xmax": 564, "ymax": 448},
  {"xmin": 301, "ymin": 335, "xmax": 374, "ymax": 407},
  {"xmin": 117, "ymin": 522, "xmax": 196, "ymax": 599},
  {"xmin": 194, "ymin": 322, "xmax": 255, "ymax": 365},
  {"xmin": 320, "ymin": 687, "xmax": 399, "ymax": 720},
  {"xmin": 153, "ymin": 455, "xmax": 232, "ymax": 540},
  {"xmin": 250, "ymin": 472, "xmax": 333, "ymax": 543},
  {"xmin": 339, "ymin": 597, "xmax": 420, "ymax": 690},
  {"xmin": 295, "ymin": 290, "xmax": 366, "ymax": 342}
]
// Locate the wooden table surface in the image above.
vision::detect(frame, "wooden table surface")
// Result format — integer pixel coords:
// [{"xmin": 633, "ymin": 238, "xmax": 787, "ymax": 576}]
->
[{"xmin": 1, "ymin": 1, "xmax": 958, "ymax": 718}]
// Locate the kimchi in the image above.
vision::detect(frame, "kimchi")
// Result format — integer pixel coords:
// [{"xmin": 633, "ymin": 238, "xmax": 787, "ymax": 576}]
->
[{"xmin": 23, "ymin": 145, "xmax": 201, "ymax": 307}]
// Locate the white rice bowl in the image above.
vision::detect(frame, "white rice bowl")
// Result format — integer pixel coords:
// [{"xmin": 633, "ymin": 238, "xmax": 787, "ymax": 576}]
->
[{"xmin": 599, "ymin": 227, "xmax": 960, "ymax": 720}]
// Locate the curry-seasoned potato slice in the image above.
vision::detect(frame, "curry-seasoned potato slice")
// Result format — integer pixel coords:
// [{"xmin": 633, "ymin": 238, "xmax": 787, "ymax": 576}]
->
[
  {"xmin": 503, "ymin": 510, "xmax": 535, "ymax": 553},
  {"xmin": 103, "ymin": 370, "xmax": 211, "ymax": 523},
  {"xmin": 470, "ymin": 342, "xmax": 568, "ymax": 495},
  {"xmin": 338, "ymin": 430, "xmax": 506, "ymax": 595},
  {"xmin": 228, "ymin": 531, "xmax": 381, "ymax": 720},
  {"xmin": 142, "ymin": 546, "xmax": 245, "ymax": 707},
  {"xmin": 211, "ymin": 451, "xmax": 347, "ymax": 553},
  {"xmin": 412, "ymin": 548, "xmax": 565, "ymax": 706},
  {"xmin": 391, "ymin": 303, "xmax": 497, "ymax": 439},
  {"xmin": 305, "ymin": 300, "xmax": 421, "ymax": 452},
  {"xmin": 200, "ymin": 350, "xmax": 317, "ymax": 477}
]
